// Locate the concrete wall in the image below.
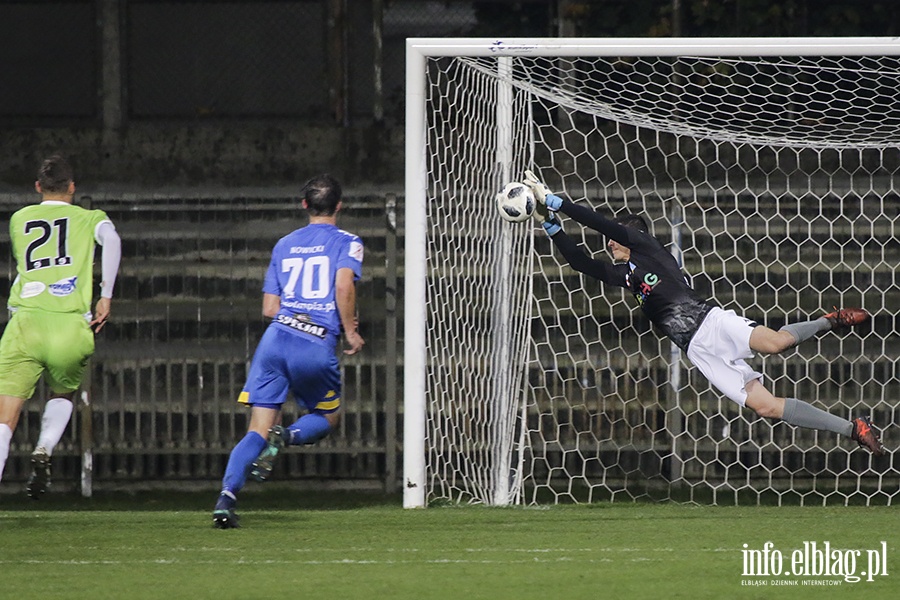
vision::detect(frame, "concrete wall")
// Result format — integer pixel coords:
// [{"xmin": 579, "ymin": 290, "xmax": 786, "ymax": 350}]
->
[
  {"xmin": 0, "ymin": 0, "xmax": 407, "ymax": 191},
  {"xmin": 0, "ymin": 124, "xmax": 405, "ymax": 190}
]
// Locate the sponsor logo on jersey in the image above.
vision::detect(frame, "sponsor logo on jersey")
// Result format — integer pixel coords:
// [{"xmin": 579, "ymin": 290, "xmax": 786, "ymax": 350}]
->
[
  {"xmin": 626, "ymin": 263, "xmax": 660, "ymax": 306},
  {"xmin": 20, "ymin": 281, "xmax": 46, "ymax": 298},
  {"xmin": 276, "ymin": 313, "xmax": 327, "ymax": 339},
  {"xmin": 48, "ymin": 276, "xmax": 78, "ymax": 297},
  {"xmin": 349, "ymin": 240, "xmax": 364, "ymax": 262},
  {"xmin": 281, "ymin": 299, "xmax": 336, "ymax": 312}
]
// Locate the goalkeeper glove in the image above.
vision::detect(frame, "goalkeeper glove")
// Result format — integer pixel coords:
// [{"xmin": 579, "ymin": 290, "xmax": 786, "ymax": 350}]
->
[
  {"xmin": 532, "ymin": 198, "xmax": 562, "ymax": 236},
  {"xmin": 524, "ymin": 170, "xmax": 563, "ymax": 211}
]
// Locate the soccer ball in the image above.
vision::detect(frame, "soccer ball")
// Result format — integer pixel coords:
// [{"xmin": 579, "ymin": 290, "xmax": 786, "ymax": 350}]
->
[{"xmin": 495, "ymin": 182, "xmax": 535, "ymax": 223}]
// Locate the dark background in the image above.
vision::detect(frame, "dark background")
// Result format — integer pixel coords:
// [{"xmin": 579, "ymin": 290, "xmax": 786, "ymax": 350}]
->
[
  {"xmin": 0, "ymin": 0, "xmax": 896, "ymax": 494},
  {"xmin": 0, "ymin": 0, "xmax": 895, "ymax": 187}
]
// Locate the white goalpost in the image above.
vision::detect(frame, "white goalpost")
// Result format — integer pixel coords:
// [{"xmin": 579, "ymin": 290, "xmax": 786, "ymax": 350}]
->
[{"xmin": 404, "ymin": 37, "xmax": 900, "ymax": 508}]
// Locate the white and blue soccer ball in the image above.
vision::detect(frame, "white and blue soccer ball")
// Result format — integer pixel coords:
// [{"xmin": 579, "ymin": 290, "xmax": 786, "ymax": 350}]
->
[{"xmin": 495, "ymin": 181, "xmax": 536, "ymax": 223}]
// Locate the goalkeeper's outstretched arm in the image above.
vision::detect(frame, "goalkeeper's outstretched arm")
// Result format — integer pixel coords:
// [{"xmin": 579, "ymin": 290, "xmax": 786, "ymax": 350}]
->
[
  {"xmin": 550, "ymin": 230, "xmax": 619, "ymax": 283},
  {"xmin": 557, "ymin": 202, "xmax": 645, "ymax": 247},
  {"xmin": 523, "ymin": 169, "xmax": 653, "ymax": 250}
]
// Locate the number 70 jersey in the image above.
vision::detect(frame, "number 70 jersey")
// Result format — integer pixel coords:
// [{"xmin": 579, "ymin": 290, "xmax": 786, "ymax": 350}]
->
[
  {"xmin": 8, "ymin": 201, "xmax": 112, "ymax": 316},
  {"xmin": 264, "ymin": 222, "xmax": 363, "ymax": 347}
]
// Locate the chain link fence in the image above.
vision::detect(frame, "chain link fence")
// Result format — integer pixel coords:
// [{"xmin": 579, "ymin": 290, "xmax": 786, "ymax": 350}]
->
[
  {"xmin": 0, "ymin": 1, "xmax": 98, "ymax": 120},
  {"xmin": 0, "ymin": 191, "xmax": 399, "ymax": 491},
  {"xmin": 0, "ymin": 0, "xmax": 554, "ymax": 125}
]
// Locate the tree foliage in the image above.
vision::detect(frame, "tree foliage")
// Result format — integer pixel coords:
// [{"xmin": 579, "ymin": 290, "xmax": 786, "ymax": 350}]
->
[
  {"xmin": 471, "ymin": 1, "xmax": 899, "ymax": 38},
  {"xmin": 564, "ymin": 0, "xmax": 899, "ymax": 37}
]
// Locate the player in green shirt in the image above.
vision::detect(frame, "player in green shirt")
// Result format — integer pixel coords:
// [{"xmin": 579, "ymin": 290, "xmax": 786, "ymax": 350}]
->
[{"xmin": 0, "ymin": 154, "xmax": 121, "ymax": 497}]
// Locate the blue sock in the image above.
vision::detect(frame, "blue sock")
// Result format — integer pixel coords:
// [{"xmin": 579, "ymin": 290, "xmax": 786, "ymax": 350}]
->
[
  {"xmin": 222, "ymin": 431, "xmax": 267, "ymax": 493},
  {"xmin": 215, "ymin": 490, "xmax": 237, "ymax": 511},
  {"xmin": 286, "ymin": 413, "xmax": 332, "ymax": 445}
]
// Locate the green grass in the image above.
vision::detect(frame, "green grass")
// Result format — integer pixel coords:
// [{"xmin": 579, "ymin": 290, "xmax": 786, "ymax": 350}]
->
[{"xmin": 1, "ymin": 489, "xmax": 899, "ymax": 600}]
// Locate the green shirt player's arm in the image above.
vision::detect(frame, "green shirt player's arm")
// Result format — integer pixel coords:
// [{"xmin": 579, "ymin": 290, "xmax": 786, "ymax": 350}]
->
[{"xmin": 91, "ymin": 221, "xmax": 121, "ymax": 332}]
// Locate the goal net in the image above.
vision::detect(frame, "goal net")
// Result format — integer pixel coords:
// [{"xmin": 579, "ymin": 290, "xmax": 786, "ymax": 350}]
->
[{"xmin": 404, "ymin": 38, "xmax": 900, "ymax": 507}]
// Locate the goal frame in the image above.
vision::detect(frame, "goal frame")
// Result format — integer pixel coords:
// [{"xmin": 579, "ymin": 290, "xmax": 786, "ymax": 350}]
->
[{"xmin": 403, "ymin": 37, "xmax": 900, "ymax": 508}]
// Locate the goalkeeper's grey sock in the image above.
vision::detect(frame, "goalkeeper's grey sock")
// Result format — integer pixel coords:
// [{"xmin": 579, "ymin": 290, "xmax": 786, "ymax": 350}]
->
[
  {"xmin": 782, "ymin": 397, "xmax": 854, "ymax": 437},
  {"xmin": 779, "ymin": 317, "xmax": 831, "ymax": 346}
]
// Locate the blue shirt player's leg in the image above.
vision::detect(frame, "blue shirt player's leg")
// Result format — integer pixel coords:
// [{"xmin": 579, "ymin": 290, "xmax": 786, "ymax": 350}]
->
[
  {"xmin": 214, "ymin": 327, "xmax": 288, "ymax": 529},
  {"xmin": 284, "ymin": 344, "xmax": 341, "ymax": 445}
]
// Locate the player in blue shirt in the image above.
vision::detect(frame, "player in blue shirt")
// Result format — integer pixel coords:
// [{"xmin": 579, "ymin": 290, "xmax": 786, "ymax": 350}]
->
[{"xmin": 214, "ymin": 174, "xmax": 364, "ymax": 528}]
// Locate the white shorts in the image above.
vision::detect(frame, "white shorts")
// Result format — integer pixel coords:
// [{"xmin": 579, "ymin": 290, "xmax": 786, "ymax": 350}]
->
[{"xmin": 686, "ymin": 307, "xmax": 763, "ymax": 407}]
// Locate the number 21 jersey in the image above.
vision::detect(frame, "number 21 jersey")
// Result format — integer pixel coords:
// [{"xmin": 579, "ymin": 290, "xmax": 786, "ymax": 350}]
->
[{"xmin": 8, "ymin": 201, "xmax": 112, "ymax": 316}]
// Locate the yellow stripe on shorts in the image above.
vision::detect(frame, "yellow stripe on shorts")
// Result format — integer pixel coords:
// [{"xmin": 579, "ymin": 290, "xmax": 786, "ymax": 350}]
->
[
  {"xmin": 315, "ymin": 397, "xmax": 341, "ymax": 411},
  {"xmin": 237, "ymin": 391, "xmax": 250, "ymax": 405}
]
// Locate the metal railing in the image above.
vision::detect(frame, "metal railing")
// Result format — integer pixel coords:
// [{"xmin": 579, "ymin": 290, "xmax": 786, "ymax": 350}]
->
[{"xmin": 1, "ymin": 191, "xmax": 402, "ymax": 493}]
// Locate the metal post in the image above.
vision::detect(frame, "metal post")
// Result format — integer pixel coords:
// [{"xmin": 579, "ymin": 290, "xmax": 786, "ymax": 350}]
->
[
  {"xmin": 672, "ymin": 0, "xmax": 682, "ymax": 37},
  {"xmin": 98, "ymin": 0, "xmax": 122, "ymax": 179},
  {"xmin": 80, "ymin": 389, "xmax": 93, "ymax": 497},
  {"xmin": 384, "ymin": 193, "xmax": 398, "ymax": 492},
  {"xmin": 667, "ymin": 198, "xmax": 684, "ymax": 487},
  {"xmin": 403, "ymin": 42, "xmax": 427, "ymax": 508},
  {"xmin": 373, "ymin": 0, "xmax": 384, "ymax": 124},
  {"xmin": 327, "ymin": 0, "xmax": 348, "ymax": 125},
  {"xmin": 491, "ymin": 56, "xmax": 514, "ymax": 505}
]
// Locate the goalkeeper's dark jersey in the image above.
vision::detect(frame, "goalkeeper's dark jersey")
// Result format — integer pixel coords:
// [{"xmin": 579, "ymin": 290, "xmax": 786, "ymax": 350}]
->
[{"xmin": 550, "ymin": 200, "xmax": 713, "ymax": 352}]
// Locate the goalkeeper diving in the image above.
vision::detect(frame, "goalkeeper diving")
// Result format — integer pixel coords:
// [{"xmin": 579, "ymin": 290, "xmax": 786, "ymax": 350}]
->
[{"xmin": 524, "ymin": 169, "xmax": 885, "ymax": 455}]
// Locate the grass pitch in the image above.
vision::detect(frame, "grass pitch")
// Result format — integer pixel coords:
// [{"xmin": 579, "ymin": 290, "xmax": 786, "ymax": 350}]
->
[{"xmin": 1, "ymin": 489, "xmax": 898, "ymax": 599}]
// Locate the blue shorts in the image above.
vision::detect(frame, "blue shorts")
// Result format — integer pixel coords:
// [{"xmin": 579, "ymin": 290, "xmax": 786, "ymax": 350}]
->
[{"xmin": 237, "ymin": 326, "xmax": 341, "ymax": 413}]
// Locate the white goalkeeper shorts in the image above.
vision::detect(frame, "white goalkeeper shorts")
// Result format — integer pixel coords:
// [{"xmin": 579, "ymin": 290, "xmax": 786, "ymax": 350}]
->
[{"xmin": 686, "ymin": 307, "xmax": 763, "ymax": 407}]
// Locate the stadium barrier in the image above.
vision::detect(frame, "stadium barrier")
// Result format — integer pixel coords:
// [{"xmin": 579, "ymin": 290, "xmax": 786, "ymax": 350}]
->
[{"xmin": 0, "ymin": 190, "xmax": 402, "ymax": 493}]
